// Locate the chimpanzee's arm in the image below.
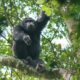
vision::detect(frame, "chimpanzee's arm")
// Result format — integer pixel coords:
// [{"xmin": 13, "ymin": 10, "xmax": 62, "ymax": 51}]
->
[
  {"xmin": 13, "ymin": 26, "xmax": 31, "ymax": 45},
  {"xmin": 36, "ymin": 11, "xmax": 50, "ymax": 31},
  {"xmin": 13, "ymin": 27, "xmax": 24, "ymax": 41}
]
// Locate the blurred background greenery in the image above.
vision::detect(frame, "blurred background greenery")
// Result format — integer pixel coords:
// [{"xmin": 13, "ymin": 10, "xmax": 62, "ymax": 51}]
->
[{"xmin": 0, "ymin": 0, "xmax": 80, "ymax": 79}]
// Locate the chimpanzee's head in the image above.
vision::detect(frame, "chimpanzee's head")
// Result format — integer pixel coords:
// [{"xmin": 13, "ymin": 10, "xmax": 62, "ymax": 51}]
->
[{"xmin": 21, "ymin": 18, "xmax": 36, "ymax": 32}]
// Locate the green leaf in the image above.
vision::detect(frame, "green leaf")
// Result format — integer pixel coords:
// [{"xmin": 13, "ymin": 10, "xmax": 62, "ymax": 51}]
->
[
  {"xmin": 36, "ymin": 0, "xmax": 45, "ymax": 5},
  {"xmin": 42, "ymin": 5, "xmax": 51, "ymax": 16}
]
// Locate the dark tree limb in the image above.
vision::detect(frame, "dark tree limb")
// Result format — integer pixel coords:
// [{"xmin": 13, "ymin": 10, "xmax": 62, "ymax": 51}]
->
[{"xmin": 0, "ymin": 55, "xmax": 74, "ymax": 80}]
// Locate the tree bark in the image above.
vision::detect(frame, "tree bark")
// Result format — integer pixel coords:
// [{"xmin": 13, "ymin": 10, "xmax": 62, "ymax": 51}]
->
[{"xmin": 0, "ymin": 55, "xmax": 74, "ymax": 80}]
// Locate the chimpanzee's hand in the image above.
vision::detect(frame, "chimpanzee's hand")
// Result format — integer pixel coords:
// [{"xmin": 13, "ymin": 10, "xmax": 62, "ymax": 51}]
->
[{"xmin": 23, "ymin": 35, "xmax": 31, "ymax": 46}]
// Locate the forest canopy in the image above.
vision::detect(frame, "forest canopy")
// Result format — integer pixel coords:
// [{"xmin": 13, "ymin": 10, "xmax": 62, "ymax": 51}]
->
[{"xmin": 0, "ymin": 0, "xmax": 80, "ymax": 80}]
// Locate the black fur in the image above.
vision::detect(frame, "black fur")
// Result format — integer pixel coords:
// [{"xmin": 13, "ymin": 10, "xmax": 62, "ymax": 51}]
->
[{"xmin": 12, "ymin": 11, "xmax": 50, "ymax": 60}]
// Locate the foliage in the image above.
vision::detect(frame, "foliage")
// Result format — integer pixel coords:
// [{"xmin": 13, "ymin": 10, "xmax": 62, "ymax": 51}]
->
[{"xmin": 0, "ymin": 0, "xmax": 80, "ymax": 79}]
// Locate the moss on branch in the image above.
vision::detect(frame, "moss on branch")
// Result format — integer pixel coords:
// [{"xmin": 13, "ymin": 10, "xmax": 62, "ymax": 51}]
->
[{"xmin": 0, "ymin": 55, "xmax": 72, "ymax": 80}]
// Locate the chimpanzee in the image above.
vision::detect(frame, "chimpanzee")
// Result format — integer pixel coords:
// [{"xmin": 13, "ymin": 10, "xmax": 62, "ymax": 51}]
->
[{"xmin": 12, "ymin": 11, "xmax": 50, "ymax": 64}]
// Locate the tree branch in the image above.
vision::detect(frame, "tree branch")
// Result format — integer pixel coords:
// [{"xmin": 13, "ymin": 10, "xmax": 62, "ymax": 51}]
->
[{"xmin": 0, "ymin": 55, "xmax": 74, "ymax": 80}]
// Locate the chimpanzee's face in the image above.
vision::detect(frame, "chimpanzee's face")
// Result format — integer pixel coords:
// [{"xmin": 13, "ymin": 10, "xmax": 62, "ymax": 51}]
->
[{"xmin": 22, "ymin": 18, "xmax": 36, "ymax": 32}]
